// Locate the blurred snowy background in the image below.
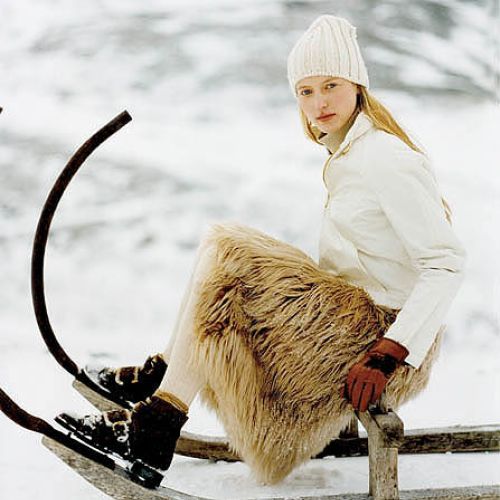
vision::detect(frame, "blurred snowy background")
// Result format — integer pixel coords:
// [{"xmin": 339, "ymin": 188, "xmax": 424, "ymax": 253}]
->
[{"xmin": 0, "ymin": 0, "xmax": 499, "ymax": 498}]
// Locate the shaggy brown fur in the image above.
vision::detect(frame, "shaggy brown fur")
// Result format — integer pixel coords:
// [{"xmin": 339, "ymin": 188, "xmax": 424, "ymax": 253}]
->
[{"xmin": 188, "ymin": 222, "xmax": 443, "ymax": 485}]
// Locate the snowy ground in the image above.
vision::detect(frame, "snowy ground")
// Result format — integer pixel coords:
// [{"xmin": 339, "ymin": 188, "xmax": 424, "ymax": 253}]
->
[{"xmin": 1, "ymin": 1, "xmax": 499, "ymax": 498}]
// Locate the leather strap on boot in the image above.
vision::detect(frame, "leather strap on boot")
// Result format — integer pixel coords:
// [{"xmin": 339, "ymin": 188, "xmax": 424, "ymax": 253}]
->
[{"xmin": 153, "ymin": 390, "xmax": 189, "ymax": 414}]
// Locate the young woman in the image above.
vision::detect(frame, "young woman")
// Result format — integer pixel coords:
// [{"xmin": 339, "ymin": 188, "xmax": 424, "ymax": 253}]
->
[{"xmin": 60, "ymin": 15, "xmax": 466, "ymax": 485}]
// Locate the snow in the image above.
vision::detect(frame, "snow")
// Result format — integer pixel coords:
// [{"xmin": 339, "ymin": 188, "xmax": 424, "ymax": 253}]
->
[
  {"xmin": 163, "ymin": 454, "xmax": 500, "ymax": 498},
  {"xmin": 0, "ymin": 1, "xmax": 499, "ymax": 498}
]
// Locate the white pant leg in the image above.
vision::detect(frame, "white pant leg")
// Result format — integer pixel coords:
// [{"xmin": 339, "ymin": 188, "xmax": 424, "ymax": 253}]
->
[
  {"xmin": 157, "ymin": 236, "xmax": 217, "ymax": 407},
  {"xmin": 162, "ymin": 233, "xmax": 216, "ymax": 361},
  {"xmin": 162, "ymin": 260, "xmax": 198, "ymax": 363}
]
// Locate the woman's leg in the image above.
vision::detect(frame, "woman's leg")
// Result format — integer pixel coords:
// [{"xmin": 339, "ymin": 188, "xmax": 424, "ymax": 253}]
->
[
  {"xmin": 89, "ymin": 230, "xmax": 218, "ymax": 404},
  {"xmin": 156, "ymin": 234, "xmax": 218, "ymax": 407},
  {"xmin": 57, "ymin": 232, "xmax": 220, "ymax": 473},
  {"xmin": 161, "ymin": 256, "xmax": 199, "ymax": 363},
  {"xmin": 162, "ymin": 233, "xmax": 216, "ymax": 362}
]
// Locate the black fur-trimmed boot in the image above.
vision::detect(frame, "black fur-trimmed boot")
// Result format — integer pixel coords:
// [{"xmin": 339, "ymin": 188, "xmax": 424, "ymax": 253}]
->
[
  {"xmin": 57, "ymin": 390, "xmax": 188, "ymax": 470},
  {"xmin": 85, "ymin": 353, "xmax": 168, "ymax": 403}
]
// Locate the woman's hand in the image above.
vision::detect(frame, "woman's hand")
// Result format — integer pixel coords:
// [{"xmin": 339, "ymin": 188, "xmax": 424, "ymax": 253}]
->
[{"xmin": 343, "ymin": 337, "xmax": 409, "ymax": 411}]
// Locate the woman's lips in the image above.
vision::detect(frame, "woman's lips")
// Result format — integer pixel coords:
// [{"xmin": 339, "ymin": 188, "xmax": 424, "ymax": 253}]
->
[{"xmin": 317, "ymin": 113, "xmax": 336, "ymax": 122}]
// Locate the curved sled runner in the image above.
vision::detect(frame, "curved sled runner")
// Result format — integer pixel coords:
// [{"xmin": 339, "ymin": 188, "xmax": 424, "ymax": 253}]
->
[{"xmin": 28, "ymin": 108, "xmax": 237, "ymax": 462}]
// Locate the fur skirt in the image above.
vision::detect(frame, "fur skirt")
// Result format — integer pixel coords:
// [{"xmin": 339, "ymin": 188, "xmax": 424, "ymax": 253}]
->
[{"xmin": 188, "ymin": 222, "xmax": 443, "ymax": 485}]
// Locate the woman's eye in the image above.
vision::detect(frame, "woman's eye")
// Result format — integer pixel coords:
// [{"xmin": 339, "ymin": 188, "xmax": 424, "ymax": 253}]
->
[
  {"xmin": 299, "ymin": 89, "xmax": 312, "ymax": 96},
  {"xmin": 326, "ymin": 83, "xmax": 337, "ymax": 89}
]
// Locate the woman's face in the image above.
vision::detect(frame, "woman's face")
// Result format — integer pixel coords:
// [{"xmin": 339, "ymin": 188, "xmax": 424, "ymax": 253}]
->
[{"xmin": 296, "ymin": 76, "xmax": 360, "ymax": 134}]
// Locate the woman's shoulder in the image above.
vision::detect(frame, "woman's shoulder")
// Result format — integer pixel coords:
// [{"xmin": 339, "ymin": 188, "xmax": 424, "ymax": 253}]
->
[
  {"xmin": 357, "ymin": 126, "xmax": 431, "ymax": 179},
  {"xmin": 363, "ymin": 125, "xmax": 426, "ymax": 158}
]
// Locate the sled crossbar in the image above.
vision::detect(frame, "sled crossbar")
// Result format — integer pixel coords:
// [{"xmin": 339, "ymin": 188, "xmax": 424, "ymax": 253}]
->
[
  {"xmin": 318, "ymin": 421, "xmax": 500, "ymax": 460},
  {"xmin": 174, "ymin": 419, "xmax": 500, "ymax": 463}
]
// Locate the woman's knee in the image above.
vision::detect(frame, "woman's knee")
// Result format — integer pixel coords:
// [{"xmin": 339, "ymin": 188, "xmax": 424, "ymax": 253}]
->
[
  {"xmin": 197, "ymin": 221, "xmax": 238, "ymax": 255},
  {"xmin": 195, "ymin": 221, "xmax": 245, "ymax": 276},
  {"xmin": 193, "ymin": 226, "xmax": 221, "ymax": 279},
  {"xmin": 197, "ymin": 225, "xmax": 220, "ymax": 256}
]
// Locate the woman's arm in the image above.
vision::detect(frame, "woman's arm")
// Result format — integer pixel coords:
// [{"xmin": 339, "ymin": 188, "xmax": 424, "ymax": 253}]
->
[{"xmin": 360, "ymin": 147, "xmax": 467, "ymax": 369}]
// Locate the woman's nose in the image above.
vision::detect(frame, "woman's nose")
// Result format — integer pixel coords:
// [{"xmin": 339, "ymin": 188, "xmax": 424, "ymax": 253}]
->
[{"xmin": 314, "ymin": 94, "xmax": 328, "ymax": 110}]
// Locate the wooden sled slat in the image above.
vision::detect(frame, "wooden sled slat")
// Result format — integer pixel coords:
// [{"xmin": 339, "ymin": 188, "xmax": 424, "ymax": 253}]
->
[{"xmin": 315, "ymin": 424, "xmax": 500, "ymax": 460}]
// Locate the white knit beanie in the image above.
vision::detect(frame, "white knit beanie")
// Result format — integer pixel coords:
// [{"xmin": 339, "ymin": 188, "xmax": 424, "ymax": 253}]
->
[{"xmin": 287, "ymin": 15, "xmax": 369, "ymax": 95}]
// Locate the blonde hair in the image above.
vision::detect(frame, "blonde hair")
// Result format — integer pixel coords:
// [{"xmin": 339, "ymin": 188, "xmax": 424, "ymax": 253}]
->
[{"xmin": 299, "ymin": 85, "xmax": 453, "ymax": 224}]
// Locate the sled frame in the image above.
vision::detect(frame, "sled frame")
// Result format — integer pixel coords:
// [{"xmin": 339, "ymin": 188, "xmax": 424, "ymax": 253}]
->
[{"xmin": 0, "ymin": 382, "xmax": 492, "ymax": 500}]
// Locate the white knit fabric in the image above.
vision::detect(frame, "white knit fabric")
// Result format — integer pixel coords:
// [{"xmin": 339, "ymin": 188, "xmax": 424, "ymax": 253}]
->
[{"xmin": 287, "ymin": 15, "xmax": 370, "ymax": 94}]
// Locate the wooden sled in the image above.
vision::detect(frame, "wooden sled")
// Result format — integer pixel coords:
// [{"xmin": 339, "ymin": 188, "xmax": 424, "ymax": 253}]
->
[
  {"xmin": 2, "ymin": 107, "xmax": 495, "ymax": 497},
  {"xmin": 0, "ymin": 383, "xmax": 498, "ymax": 500}
]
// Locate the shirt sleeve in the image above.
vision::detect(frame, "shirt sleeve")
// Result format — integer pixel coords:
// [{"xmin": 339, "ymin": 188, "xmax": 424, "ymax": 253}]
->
[{"xmin": 360, "ymin": 147, "xmax": 467, "ymax": 369}]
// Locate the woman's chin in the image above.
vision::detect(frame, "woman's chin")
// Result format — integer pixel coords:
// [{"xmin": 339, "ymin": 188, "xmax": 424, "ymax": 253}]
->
[{"xmin": 317, "ymin": 122, "xmax": 340, "ymax": 135}]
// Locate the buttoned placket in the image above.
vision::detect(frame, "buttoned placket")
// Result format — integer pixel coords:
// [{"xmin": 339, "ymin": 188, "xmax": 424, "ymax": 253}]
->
[{"xmin": 319, "ymin": 111, "xmax": 372, "ymax": 209}]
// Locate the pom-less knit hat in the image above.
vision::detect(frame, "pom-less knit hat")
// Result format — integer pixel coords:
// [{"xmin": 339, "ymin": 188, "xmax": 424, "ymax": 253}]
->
[{"xmin": 287, "ymin": 15, "xmax": 370, "ymax": 95}]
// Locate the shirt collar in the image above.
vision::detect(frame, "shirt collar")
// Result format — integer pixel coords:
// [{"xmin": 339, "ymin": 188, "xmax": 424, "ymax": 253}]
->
[{"xmin": 317, "ymin": 110, "xmax": 374, "ymax": 155}]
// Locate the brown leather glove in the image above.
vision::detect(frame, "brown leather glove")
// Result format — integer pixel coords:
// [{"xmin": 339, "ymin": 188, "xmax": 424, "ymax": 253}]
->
[{"xmin": 343, "ymin": 337, "xmax": 409, "ymax": 412}]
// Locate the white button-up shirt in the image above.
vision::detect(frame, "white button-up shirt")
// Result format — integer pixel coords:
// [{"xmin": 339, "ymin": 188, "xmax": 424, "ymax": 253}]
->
[{"xmin": 317, "ymin": 110, "xmax": 466, "ymax": 369}]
